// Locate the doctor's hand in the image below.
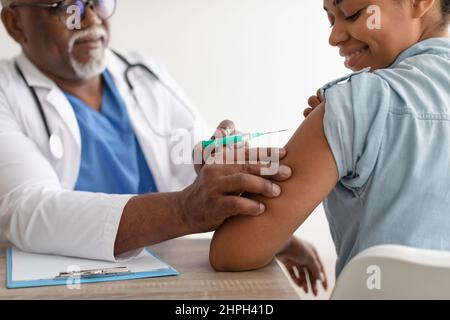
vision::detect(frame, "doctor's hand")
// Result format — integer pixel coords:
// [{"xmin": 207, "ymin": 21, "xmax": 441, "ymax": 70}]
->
[
  {"xmin": 277, "ymin": 237, "xmax": 328, "ymax": 296},
  {"xmin": 115, "ymin": 120, "xmax": 292, "ymax": 256},
  {"xmin": 178, "ymin": 161, "xmax": 292, "ymax": 234},
  {"xmin": 194, "ymin": 120, "xmax": 287, "ymax": 174},
  {"xmin": 303, "ymin": 90, "xmax": 324, "ymax": 118}
]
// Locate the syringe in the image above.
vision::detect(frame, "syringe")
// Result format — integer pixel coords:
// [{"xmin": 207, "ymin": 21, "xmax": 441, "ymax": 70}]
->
[{"xmin": 202, "ymin": 129, "xmax": 288, "ymax": 149}]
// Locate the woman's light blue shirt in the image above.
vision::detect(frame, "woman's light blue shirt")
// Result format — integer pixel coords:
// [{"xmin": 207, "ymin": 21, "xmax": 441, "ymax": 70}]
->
[
  {"xmin": 65, "ymin": 70, "xmax": 158, "ymax": 195},
  {"xmin": 321, "ymin": 38, "xmax": 450, "ymax": 276}
]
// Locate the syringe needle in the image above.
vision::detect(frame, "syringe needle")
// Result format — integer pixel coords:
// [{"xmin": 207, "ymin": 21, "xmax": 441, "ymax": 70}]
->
[{"xmin": 260, "ymin": 129, "xmax": 289, "ymax": 136}]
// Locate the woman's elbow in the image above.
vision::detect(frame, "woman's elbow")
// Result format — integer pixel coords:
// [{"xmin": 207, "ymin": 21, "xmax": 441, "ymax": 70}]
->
[
  {"xmin": 209, "ymin": 238, "xmax": 274, "ymax": 272},
  {"xmin": 209, "ymin": 251, "xmax": 272, "ymax": 272}
]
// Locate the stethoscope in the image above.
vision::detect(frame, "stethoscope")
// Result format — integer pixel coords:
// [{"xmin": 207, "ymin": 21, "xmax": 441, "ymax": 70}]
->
[{"xmin": 14, "ymin": 50, "xmax": 196, "ymax": 160}]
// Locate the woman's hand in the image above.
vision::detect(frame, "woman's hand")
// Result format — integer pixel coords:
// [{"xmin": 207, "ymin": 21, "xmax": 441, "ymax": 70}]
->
[
  {"xmin": 277, "ymin": 236, "xmax": 328, "ymax": 296},
  {"xmin": 304, "ymin": 90, "xmax": 324, "ymax": 118}
]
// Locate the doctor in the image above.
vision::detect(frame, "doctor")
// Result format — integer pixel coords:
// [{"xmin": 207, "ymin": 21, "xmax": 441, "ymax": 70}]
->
[{"xmin": 0, "ymin": 0, "xmax": 296, "ymax": 261}]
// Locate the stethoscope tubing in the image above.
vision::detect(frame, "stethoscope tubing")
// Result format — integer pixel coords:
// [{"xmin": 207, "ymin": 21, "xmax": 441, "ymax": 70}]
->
[
  {"xmin": 14, "ymin": 62, "xmax": 52, "ymax": 139},
  {"xmin": 13, "ymin": 50, "xmax": 196, "ymax": 159}
]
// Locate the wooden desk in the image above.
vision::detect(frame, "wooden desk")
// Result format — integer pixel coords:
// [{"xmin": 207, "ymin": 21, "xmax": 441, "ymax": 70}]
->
[{"xmin": 0, "ymin": 238, "xmax": 299, "ymax": 300}]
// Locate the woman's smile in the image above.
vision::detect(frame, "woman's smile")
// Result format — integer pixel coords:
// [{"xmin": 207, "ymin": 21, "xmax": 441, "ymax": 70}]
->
[{"xmin": 340, "ymin": 45, "xmax": 370, "ymax": 69}]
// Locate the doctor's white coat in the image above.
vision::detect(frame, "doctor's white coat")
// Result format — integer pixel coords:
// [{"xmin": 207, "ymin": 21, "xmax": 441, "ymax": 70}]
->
[{"xmin": 0, "ymin": 50, "xmax": 209, "ymax": 261}]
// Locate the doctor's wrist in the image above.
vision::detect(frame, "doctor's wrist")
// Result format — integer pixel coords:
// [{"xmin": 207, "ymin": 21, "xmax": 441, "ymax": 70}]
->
[
  {"xmin": 172, "ymin": 191, "xmax": 193, "ymax": 235},
  {"xmin": 114, "ymin": 192, "xmax": 191, "ymax": 256}
]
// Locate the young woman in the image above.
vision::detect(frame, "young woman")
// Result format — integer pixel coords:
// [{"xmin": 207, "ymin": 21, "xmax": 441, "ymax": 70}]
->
[{"xmin": 209, "ymin": 0, "xmax": 450, "ymax": 295}]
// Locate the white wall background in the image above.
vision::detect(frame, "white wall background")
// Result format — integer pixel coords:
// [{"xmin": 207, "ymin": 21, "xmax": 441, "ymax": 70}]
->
[{"xmin": 0, "ymin": 0, "xmax": 349, "ymax": 297}]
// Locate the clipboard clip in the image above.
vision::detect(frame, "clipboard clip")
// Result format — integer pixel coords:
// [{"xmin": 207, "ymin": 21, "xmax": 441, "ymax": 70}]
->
[{"xmin": 55, "ymin": 266, "xmax": 132, "ymax": 279}]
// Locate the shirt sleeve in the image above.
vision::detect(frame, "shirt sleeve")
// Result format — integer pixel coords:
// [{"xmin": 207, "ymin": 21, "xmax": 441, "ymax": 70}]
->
[{"xmin": 322, "ymin": 71, "xmax": 391, "ymax": 190}]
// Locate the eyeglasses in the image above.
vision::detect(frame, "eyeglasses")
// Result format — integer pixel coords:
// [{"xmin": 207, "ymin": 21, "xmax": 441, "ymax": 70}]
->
[{"xmin": 10, "ymin": 0, "xmax": 116, "ymax": 21}]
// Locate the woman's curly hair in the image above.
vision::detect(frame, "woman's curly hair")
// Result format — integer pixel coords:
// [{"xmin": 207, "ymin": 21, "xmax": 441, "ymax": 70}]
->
[
  {"xmin": 443, "ymin": 0, "xmax": 450, "ymax": 17},
  {"xmin": 440, "ymin": 0, "xmax": 450, "ymax": 28}
]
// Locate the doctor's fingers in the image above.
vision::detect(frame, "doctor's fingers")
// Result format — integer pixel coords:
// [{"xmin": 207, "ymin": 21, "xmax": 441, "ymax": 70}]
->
[
  {"xmin": 219, "ymin": 196, "xmax": 266, "ymax": 217},
  {"xmin": 221, "ymin": 173, "xmax": 282, "ymax": 198},
  {"xmin": 207, "ymin": 147, "xmax": 287, "ymax": 168},
  {"xmin": 216, "ymin": 163, "xmax": 293, "ymax": 182},
  {"xmin": 211, "ymin": 120, "xmax": 236, "ymax": 139},
  {"xmin": 244, "ymin": 147, "xmax": 288, "ymax": 162}
]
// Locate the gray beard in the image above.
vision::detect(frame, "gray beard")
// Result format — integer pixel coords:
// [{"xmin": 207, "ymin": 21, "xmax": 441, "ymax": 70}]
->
[
  {"xmin": 69, "ymin": 47, "xmax": 107, "ymax": 80},
  {"xmin": 67, "ymin": 26, "xmax": 108, "ymax": 79}
]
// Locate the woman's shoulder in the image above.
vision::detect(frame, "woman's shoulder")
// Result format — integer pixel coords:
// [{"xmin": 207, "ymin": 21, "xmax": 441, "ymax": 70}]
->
[
  {"xmin": 321, "ymin": 68, "xmax": 390, "ymax": 106},
  {"xmin": 321, "ymin": 68, "xmax": 391, "ymax": 123},
  {"xmin": 374, "ymin": 52, "xmax": 450, "ymax": 85},
  {"xmin": 322, "ymin": 52, "xmax": 450, "ymax": 117},
  {"xmin": 374, "ymin": 54, "xmax": 450, "ymax": 115}
]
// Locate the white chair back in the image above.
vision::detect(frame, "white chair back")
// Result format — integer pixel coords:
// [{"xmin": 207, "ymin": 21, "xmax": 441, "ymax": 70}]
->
[{"xmin": 331, "ymin": 245, "xmax": 450, "ymax": 300}]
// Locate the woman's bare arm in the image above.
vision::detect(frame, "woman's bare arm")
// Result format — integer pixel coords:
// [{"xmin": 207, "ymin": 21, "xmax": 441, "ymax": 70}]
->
[{"xmin": 209, "ymin": 103, "xmax": 339, "ymax": 271}]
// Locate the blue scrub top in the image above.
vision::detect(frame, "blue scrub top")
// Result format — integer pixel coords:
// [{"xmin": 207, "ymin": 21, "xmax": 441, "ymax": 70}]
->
[{"xmin": 65, "ymin": 70, "xmax": 158, "ymax": 195}]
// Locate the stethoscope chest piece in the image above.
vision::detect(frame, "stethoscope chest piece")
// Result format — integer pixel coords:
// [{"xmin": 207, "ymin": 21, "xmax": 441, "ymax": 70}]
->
[{"xmin": 49, "ymin": 134, "xmax": 64, "ymax": 160}]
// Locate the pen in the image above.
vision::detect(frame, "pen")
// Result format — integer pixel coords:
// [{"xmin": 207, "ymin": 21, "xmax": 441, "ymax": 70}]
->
[
  {"xmin": 55, "ymin": 266, "xmax": 131, "ymax": 279},
  {"xmin": 202, "ymin": 129, "xmax": 288, "ymax": 149}
]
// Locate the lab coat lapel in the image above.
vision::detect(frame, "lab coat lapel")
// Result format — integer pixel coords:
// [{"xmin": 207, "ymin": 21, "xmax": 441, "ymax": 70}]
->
[
  {"xmin": 15, "ymin": 53, "xmax": 81, "ymax": 189},
  {"xmin": 44, "ymin": 89, "xmax": 81, "ymax": 148}
]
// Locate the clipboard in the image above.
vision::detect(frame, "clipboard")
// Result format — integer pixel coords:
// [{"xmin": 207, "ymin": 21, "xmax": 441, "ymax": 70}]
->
[{"xmin": 6, "ymin": 247, "xmax": 179, "ymax": 289}]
